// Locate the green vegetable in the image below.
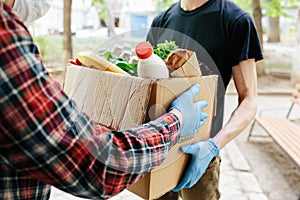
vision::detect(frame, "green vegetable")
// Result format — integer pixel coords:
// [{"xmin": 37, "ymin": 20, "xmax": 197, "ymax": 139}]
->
[
  {"xmin": 153, "ymin": 40, "xmax": 179, "ymax": 61},
  {"xmin": 97, "ymin": 50, "xmax": 137, "ymax": 76},
  {"xmin": 96, "ymin": 41, "xmax": 178, "ymax": 76}
]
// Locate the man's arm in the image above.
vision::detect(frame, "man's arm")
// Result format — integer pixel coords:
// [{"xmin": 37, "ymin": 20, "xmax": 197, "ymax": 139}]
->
[
  {"xmin": 213, "ymin": 59, "xmax": 258, "ymax": 149},
  {"xmin": 0, "ymin": 3, "xmax": 181, "ymax": 199}
]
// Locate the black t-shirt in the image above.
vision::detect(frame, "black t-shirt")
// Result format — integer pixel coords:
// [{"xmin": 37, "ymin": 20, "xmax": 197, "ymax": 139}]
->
[{"xmin": 147, "ymin": 0, "xmax": 263, "ymax": 137}]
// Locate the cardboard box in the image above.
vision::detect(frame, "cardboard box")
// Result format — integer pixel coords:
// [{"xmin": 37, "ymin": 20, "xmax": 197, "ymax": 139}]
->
[{"xmin": 63, "ymin": 53, "xmax": 218, "ymax": 199}]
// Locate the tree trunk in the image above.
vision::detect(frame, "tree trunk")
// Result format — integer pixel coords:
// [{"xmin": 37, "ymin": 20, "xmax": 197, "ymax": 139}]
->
[
  {"xmin": 105, "ymin": 0, "xmax": 116, "ymax": 36},
  {"xmin": 290, "ymin": 7, "xmax": 300, "ymax": 85},
  {"xmin": 267, "ymin": 17, "xmax": 280, "ymax": 43},
  {"xmin": 252, "ymin": 0, "xmax": 266, "ymax": 77},
  {"xmin": 63, "ymin": 0, "xmax": 73, "ymax": 78}
]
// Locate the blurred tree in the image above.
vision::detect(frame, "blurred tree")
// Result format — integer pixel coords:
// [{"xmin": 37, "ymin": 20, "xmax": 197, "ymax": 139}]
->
[
  {"xmin": 265, "ymin": 0, "xmax": 298, "ymax": 43},
  {"xmin": 220, "ymin": 0, "xmax": 265, "ymax": 76},
  {"xmin": 291, "ymin": 6, "xmax": 300, "ymax": 85},
  {"xmin": 155, "ymin": 0, "xmax": 174, "ymax": 11},
  {"xmin": 233, "ymin": 0, "xmax": 297, "ymax": 76},
  {"xmin": 252, "ymin": 0, "xmax": 264, "ymax": 49},
  {"xmin": 231, "ymin": 0, "xmax": 252, "ymax": 10},
  {"xmin": 92, "ymin": 0, "xmax": 116, "ymax": 36},
  {"xmin": 252, "ymin": 0, "xmax": 265, "ymax": 76},
  {"xmin": 63, "ymin": 0, "xmax": 73, "ymax": 75},
  {"xmin": 233, "ymin": 0, "xmax": 298, "ymax": 43}
]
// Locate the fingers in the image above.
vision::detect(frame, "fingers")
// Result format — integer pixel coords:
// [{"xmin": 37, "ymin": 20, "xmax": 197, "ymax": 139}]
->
[
  {"xmin": 196, "ymin": 101, "xmax": 208, "ymax": 119},
  {"xmin": 185, "ymin": 171, "xmax": 201, "ymax": 189},
  {"xmin": 200, "ymin": 112, "xmax": 208, "ymax": 120},
  {"xmin": 198, "ymin": 100, "xmax": 208, "ymax": 109},
  {"xmin": 192, "ymin": 112, "xmax": 208, "ymax": 133},
  {"xmin": 180, "ymin": 143, "xmax": 198, "ymax": 154},
  {"xmin": 199, "ymin": 119, "xmax": 205, "ymax": 127},
  {"xmin": 173, "ymin": 170, "xmax": 190, "ymax": 192},
  {"xmin": 172, "ymin": 153, "xmax": 199, "ymax": 192},
  {"xmin": 172, "ymin": 170, "xmax": 199, "ymax": 192},
  {"xmin": 184, "ymin": 84, "xmax": 201, "ymax": 99},
  {"xmin": 197, "ymin": 101, "xmax": 208, "ymax": 127}
]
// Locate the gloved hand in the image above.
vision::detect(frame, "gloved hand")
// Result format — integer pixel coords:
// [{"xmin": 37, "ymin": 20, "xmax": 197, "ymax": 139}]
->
[
  {"xmin": 168, "ymin": 84, "xmax": 208, "ymax": 137},
  {"xmin": 172, "ymin": 138, "xmax": 220, "ymax": 192}
]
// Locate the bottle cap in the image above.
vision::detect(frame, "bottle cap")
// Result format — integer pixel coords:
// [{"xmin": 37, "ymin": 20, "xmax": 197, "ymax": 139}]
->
[{"xmin": 135, "ymin": 41, "xmax": 153, "ymax": 59}]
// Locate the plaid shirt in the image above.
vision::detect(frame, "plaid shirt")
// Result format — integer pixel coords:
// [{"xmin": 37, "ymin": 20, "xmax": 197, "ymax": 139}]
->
[{"xmin": 0, "ymin": 3, "xmax": 180, "ymax": 199}]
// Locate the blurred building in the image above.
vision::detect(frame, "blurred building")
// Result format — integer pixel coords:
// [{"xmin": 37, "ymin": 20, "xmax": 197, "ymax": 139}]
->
[
  {"xmin": 119, "ymin": 0, "xmax": 156, "ymax": 38},
  {"xmin": 29, "ymin": 0, "xmax": 99, "ymax": 36},
  {"xmin": 28, "ymin": 0, "xmax": 158, "ymax": 37}
]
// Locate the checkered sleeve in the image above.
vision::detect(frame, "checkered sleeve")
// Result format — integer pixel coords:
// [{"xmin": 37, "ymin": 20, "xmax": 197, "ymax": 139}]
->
[{"xmin": 0, "ymin": 3, "xmax": 180, "ymax": 199}]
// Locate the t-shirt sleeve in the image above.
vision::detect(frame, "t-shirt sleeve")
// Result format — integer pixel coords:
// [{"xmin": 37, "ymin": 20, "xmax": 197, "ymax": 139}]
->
[{"xmin": 229, "ymin": 13, "xmax": 263, "ymax": 66}]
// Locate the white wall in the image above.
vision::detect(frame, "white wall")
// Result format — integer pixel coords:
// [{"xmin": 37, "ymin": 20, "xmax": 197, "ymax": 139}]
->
[{"xmin": 28, "ymin": 0, "xmax": 99, "ymax": 36}]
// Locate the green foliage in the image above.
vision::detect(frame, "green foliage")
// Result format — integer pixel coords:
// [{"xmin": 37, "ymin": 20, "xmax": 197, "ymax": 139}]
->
[
  {"xmin": 92, "ymin": 0, "xmax": 104, "ymax": 4},
  {"xmin": 155, "ymin": 0, "xmax": 175, "ymax": 12},
  {"xmin": 92, "ymin": 0, "xmax": 108, "ymax": 19},
  {"xmin": 34, "ymin": 36, "xmax": 54, "ymax": 63},
  {"xmin": 263, "ymin": 0, "xmax": 298, "ymax": 18},
  {"xmin": 231, "ymin": 0, "xmax": 252, "ymax": 13},
  {"xmin": 153, "ymin": 40, "xmax": 179, "ymax": 60},
  {"xmin": 232, "ymin": 0, "xmax": 298, "ymax": 18},
  {"xmin": 98, "ymin": 49, "xmax": 137, "ymax": 76}
]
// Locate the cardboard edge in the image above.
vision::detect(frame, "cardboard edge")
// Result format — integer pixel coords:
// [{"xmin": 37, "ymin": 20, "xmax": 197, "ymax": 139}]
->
[
  {"xmin": 202, "ymin": 75, "xmax": 218, "ymax": 117},
  {"xmin": 127, "ymin": 173, "xmax": 151, "ymax": 200}
]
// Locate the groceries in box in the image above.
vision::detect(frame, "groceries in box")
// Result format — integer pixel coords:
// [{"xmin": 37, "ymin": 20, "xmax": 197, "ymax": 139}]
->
[{"xmin": 64, "ymin": 41, "xmax": 218, "ymax": 199}]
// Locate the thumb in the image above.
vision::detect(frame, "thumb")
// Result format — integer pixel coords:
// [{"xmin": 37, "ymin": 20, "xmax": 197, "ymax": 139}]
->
[
  {"xmin": 181, "ymin": 144, "xmax": 198, "ymax": 154},
  {"xmin": 185, "ymin": 84, "xmax": 201, "ymax": 99}
]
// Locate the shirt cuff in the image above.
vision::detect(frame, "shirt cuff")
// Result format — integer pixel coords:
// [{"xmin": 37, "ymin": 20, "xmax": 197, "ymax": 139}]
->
[{"xmin": 159, "ymin": 112, "xmax": 181, "ymax": 147}]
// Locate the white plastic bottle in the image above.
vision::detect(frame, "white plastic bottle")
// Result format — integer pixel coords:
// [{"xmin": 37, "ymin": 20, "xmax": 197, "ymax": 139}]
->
[{"xmin": 135, "ymin": 41, "xmax": 169, "ymax": 79}]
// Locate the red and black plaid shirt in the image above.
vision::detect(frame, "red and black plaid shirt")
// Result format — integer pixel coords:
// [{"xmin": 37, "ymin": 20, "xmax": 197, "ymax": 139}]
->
[{"xmin": 0, "ymin": 2, "xmax": 180, "ymax": 199}]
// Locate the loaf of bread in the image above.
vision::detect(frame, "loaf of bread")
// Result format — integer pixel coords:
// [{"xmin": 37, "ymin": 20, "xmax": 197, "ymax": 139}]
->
[{"xmin": 165, "ymin": 49, "xmax": 193, "ymax": 70}]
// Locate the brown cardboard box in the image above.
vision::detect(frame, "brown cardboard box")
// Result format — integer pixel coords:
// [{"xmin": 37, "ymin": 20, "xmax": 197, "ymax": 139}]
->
[{"xmin": 63, "ymin": 53, "xmax": 218, "ymax": 199}]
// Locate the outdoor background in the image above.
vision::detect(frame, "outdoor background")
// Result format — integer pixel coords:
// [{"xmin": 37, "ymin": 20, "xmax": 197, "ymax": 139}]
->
[
  {"xmin": 30, "ymin": 0, "xmax": 300, "ymax": 84},
  {"xmin": 26, "ymin": 0, "xmax": 300, "ymax": 199}
]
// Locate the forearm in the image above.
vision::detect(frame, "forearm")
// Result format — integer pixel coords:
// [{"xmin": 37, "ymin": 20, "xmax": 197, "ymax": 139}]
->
[
  {"xmin": 0, "ymin": 5, "xmax": 182, "ymax": 198},
  {"xmin": 86, "ymin": 112, "xmax": 181, "ymax": 175},
  {"xmin": 213, "ymin": 59, "xmax": 258, "ymax": 149},
  {"xmin": 213, "ymin": 96, "xmax": 257, "ymax": 149},
  {"xmin": 1, "ymin": 97, "xmax": 180, "ymax": 198},
  {"xmin": 59, "ymin": 111, "xmax": 180, "ymax": 198},
  {"xmin": 0, "ymin": 105, "xmax": 180, "ymax": 199}
]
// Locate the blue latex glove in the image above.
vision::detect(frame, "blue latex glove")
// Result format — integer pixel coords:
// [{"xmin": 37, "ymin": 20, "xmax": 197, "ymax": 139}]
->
[
  {"xmin": 168, "ymin": 84, "xmax": 208, "ymax": 137},
  {"xmin": 173, "ymin": 138, "xmax": 220, "ymax": 192}
]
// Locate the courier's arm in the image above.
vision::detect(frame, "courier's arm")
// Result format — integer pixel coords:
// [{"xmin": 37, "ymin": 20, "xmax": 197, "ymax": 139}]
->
[{"xmin": 213, "ymin": 59, "xmax": 258, "ymax": 149}]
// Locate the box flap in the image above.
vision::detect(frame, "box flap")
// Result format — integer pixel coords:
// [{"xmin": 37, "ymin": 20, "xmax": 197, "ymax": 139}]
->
[
  {"xmin": 170, "ymin": 52, "xmax": 202, "ymax": 78},
  {"xmin": 64, "ymin": 65, "xmax": 154, "ymax": 130}
]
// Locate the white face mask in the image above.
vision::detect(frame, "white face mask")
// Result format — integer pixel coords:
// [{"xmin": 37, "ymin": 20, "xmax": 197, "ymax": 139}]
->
[{"xmin": 13, "ymin": 0, "xmax": 51, "ymax": 24}]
